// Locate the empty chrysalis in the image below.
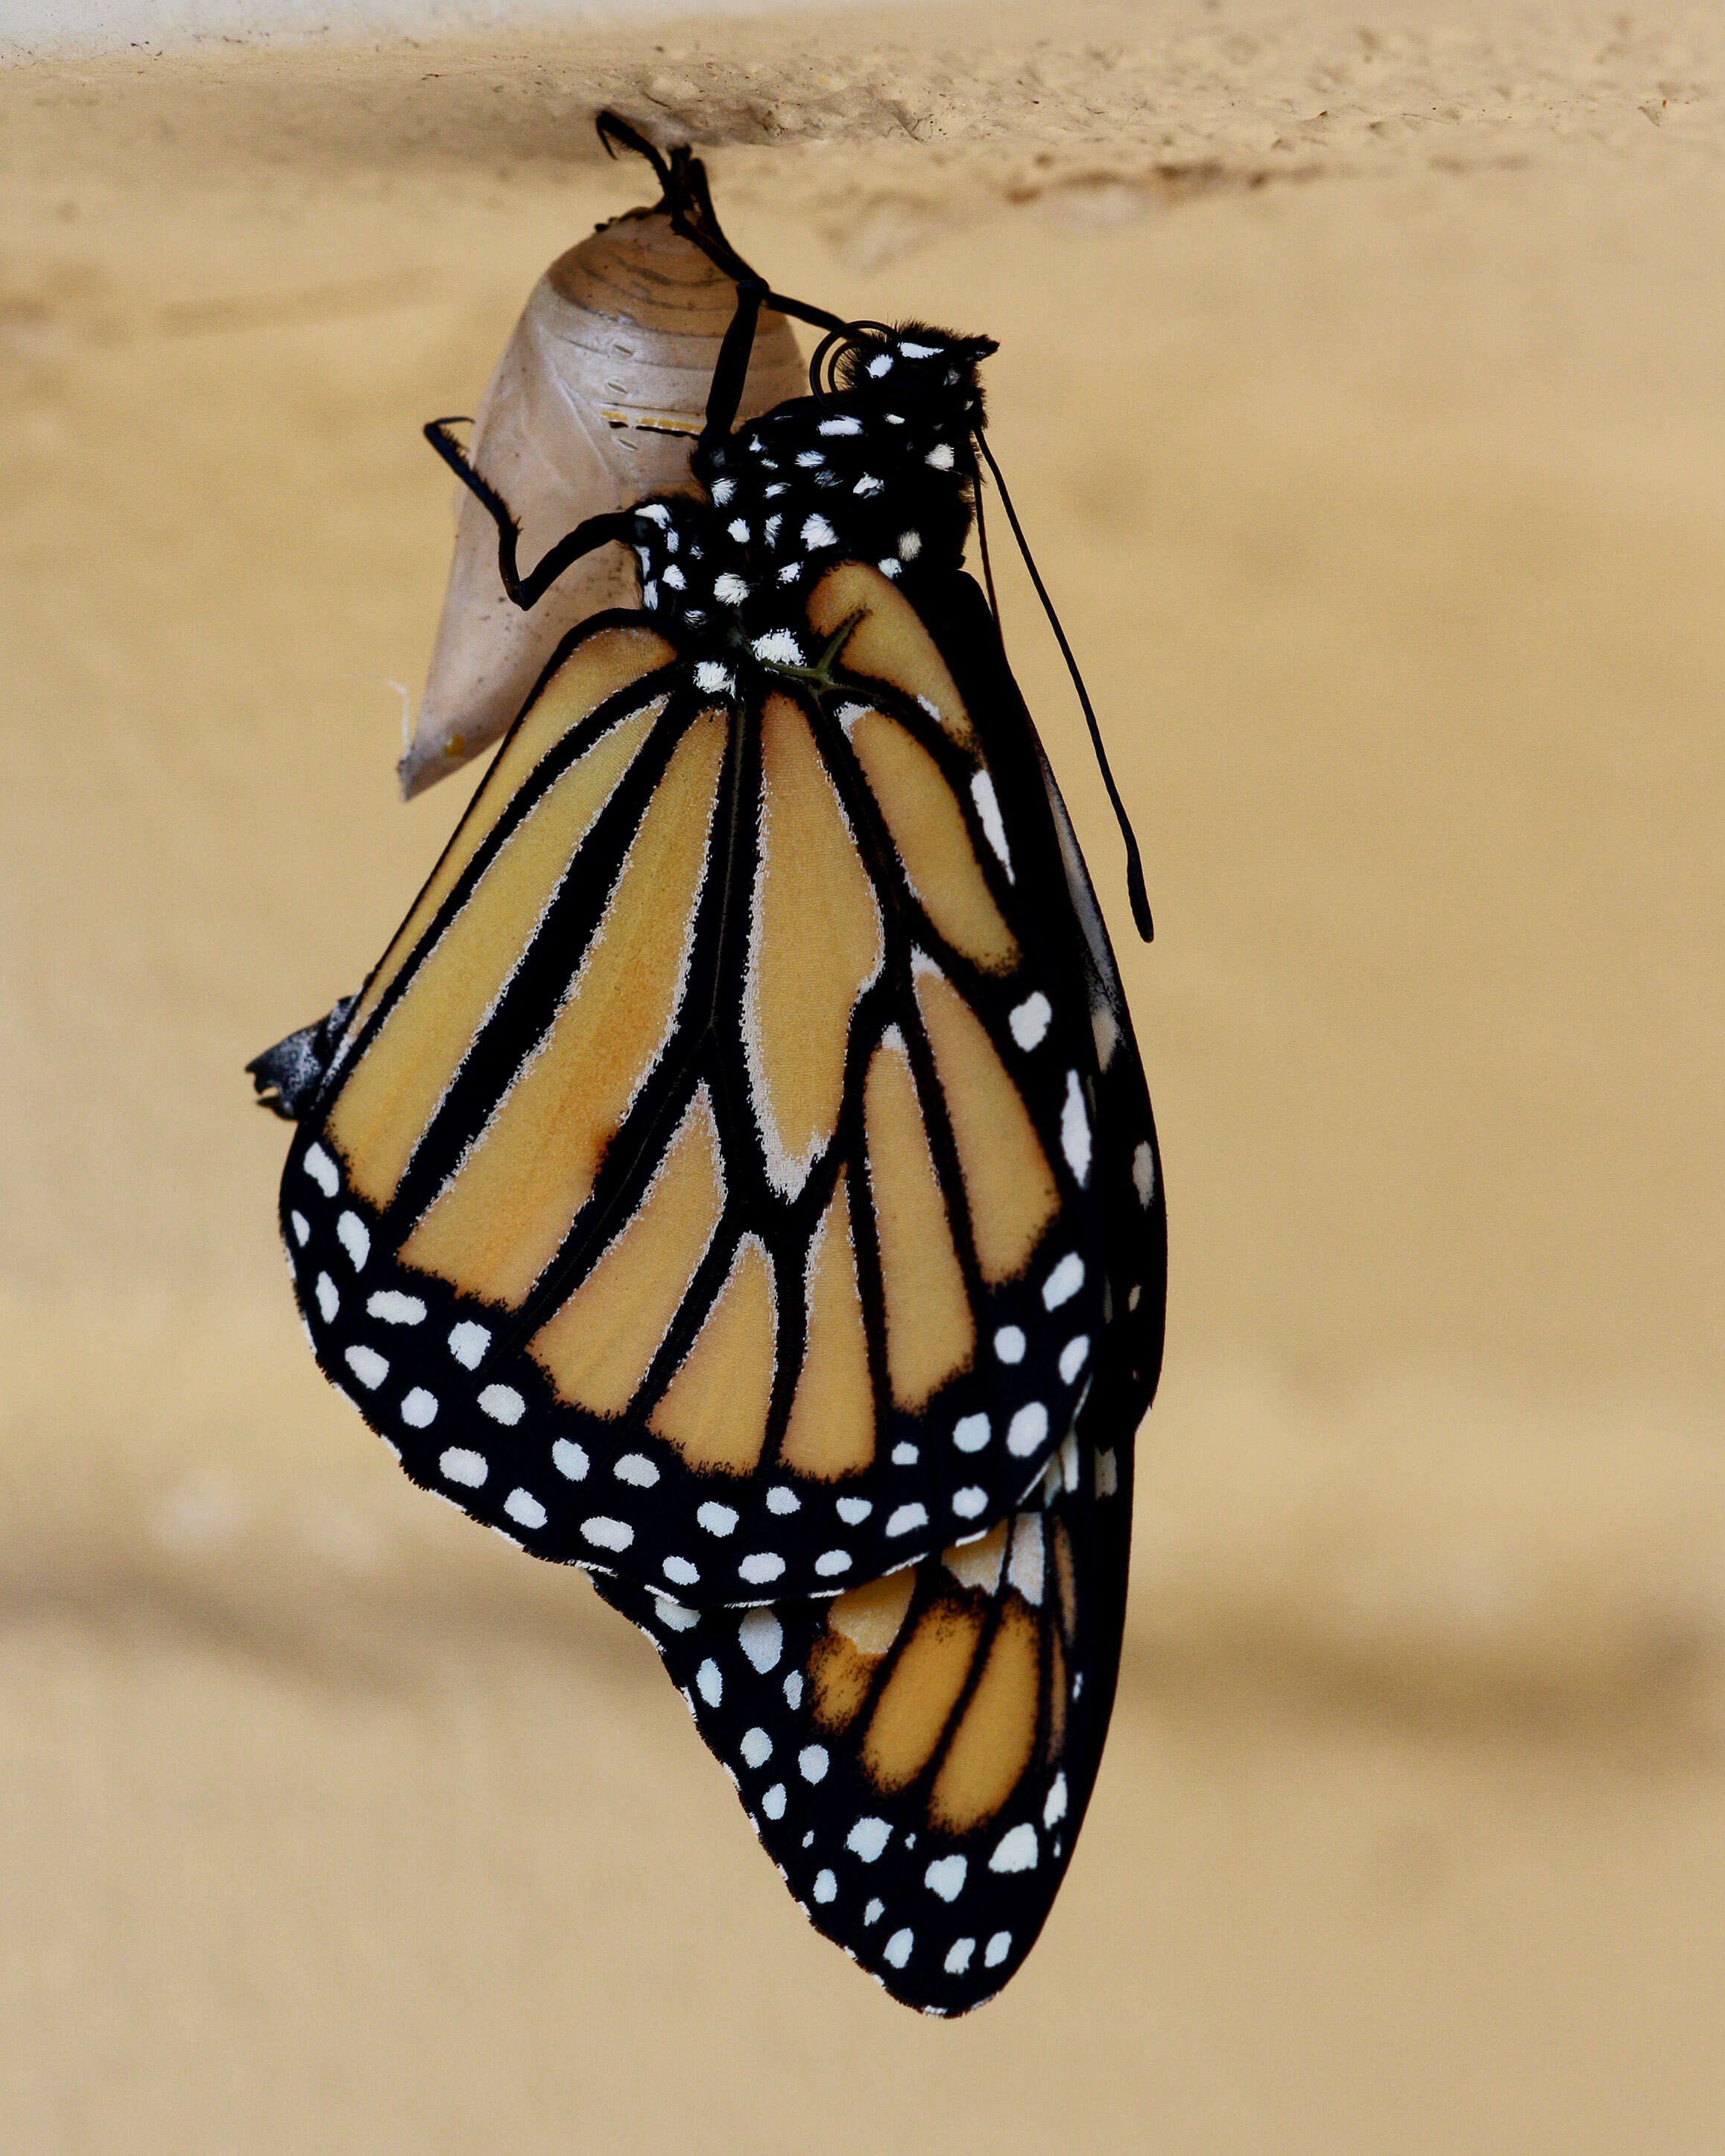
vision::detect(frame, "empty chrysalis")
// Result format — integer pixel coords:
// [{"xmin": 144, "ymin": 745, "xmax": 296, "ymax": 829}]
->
[{"xmin": 402, "ymin": 203, "xmax": 805, "ymax": 797}]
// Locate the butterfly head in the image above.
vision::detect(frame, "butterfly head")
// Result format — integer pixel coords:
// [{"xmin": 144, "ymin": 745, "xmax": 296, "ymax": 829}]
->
[{"xmin": 829, "ymin": 323, "xmax": 998, "ymax": 438}]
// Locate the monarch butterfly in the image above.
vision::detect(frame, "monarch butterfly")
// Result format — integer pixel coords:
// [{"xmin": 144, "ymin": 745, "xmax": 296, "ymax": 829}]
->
[{"xmin": 250, "ymin": 116, "xmax": 1165, "ymax": 2013}]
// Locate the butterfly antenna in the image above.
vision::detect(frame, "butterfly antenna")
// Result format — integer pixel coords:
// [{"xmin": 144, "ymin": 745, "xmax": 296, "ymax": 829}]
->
[
  {"xmin": 969, "ymin": 442, "xmax": 1003, "ymax": 629},
  {"xmin": 972, "ymin": 428, "xmax": 1153, "ymax": 942}
]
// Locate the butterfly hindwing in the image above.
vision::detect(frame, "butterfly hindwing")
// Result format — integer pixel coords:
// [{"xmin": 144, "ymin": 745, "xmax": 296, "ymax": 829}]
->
[
  {"xmin": 279, "ymin": 551, "xmax": 1117, "ymax": 1605},
  {"xmin": 594, "ymin": 1413, "xmax": 1127, "ymax": 2015}
]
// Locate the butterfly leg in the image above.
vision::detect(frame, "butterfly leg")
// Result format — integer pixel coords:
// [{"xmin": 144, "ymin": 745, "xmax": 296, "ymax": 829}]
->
[
  {"xmin": 422, "ymin": 419, "xmax": 638, "ymax": 612},
  {"xmin": 698, "ymin": 276, "xmax": 767, "ymax": 452}
]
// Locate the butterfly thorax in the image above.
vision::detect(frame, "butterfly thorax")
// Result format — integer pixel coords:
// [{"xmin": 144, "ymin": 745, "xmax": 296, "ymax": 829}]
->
[{"xmin": 627, "ymin": 326, "xmax": 993, "ymax": 681}]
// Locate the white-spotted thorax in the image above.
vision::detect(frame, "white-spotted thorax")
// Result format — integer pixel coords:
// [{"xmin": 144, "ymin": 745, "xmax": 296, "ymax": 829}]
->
[{"xmin": 626, "ymin": 327, "xmax": 996, "ymax": 688}]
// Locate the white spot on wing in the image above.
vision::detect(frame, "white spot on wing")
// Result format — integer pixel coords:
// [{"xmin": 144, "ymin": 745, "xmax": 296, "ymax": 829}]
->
[
  {"xmin": 984, "ymin": 1930, "xmax": 1012, "ymax": 1968},
  {"xmin": 401, "ymin": 1387, "xmax": 437, "ymax": 1429},
  {"xmin": 335, "ymin": 1211, "xmax": 370, "ymax": 1271},
  {"xmin": 448, "ymin": 1321, "xmax": 490, "ymax": 1368},
  {"xmin": 698, "ymin": 1502, "xmax": 739, "ymax": 1537},
  {"xmin": 478, "ymin": 1384, "xmax": 524, "ymax": 1425},
  {"xmin": 1059, "ymin": 1335, "xmax": 1090, "ymax": 1384},
  {"xmin": 344, "ymin": 1343, "xmax": 387, "ymax": 1389},
  {"xmin": 924, "ymin": 1855, "xmax": 966, "ymax": 1901},
  {"xmin": 303, "ymin": 1144, "xmax": 338, "ymax": 1197},
  {"xmin": 886, "ymin": 1502, "xmax": 928, "ymax": 1537},
  {"xmin": 739, "ymin": 1609, "xmax": 783, "ymax": 1673},
  {"xmin": 884, "ymin": 1927, "xmax": 914, "ymax": 1968},
  {"xmin": 1007, "ymin": 1403, "xmax": 1048, "ymax": 1458},
  {"xmin": 696, "ymin": 1658, "xmax": 723, "ymax": 1707},
  {"xmin": 815, "ymin": 1550, "xmax": 852, "ymax": 1576},
  {"xmin": 580, "ymin": 1516, "xmax": 633, "ymax": 1552},
  {"xmin": 740, "ymin": 1552, "xmax": 785, "ymax": 1585},
  {"xmin": 799, "ymin": 1744, "xmax": 829, "ymax": 1783},
  {"xmin": 953, "ymin": 1413, "xmax": 990, "ymax": 1453},
  {"xmin": 952, "ymin": 1486, "xmax": 987, "ymax": 1519},
  {"xmin": 553, "ymin": 1438, "xmax": 589, "ymax": 1481},
  {"xmin": 741, "ymin": 1727, "xmax": 773, "ymax": 1768},
  {"xmin": 848, "ymin": 1816, "xmax": 890, "ymax": 1862},
  {"xmin": 989, "ymin": 1823, "xmax": 1038, "ymax": 1873},
  {"xmin": 1133, "ymin": 1139, "xmax": 1156, "ymax": 1207},
  {"xmin": 613, "ymin": 1453, "xmax": 659, "ymax": 1488},
  {"xmin": 993, "ymin": 1325, "xmax": 1026, "ymax": 1363},
  {"xmin": 1042, "ymin": 1253, "xmax": 1085, "ymax": 1310},
  {"xmin": 1060, "ymin": 1071, "xmax": 1092, "ymax": 1185},
  {"xmin": 367, "ymin": 1290, "xmax": 424, "ymax": 1325},
  {"xmin": 1044, "ymin": 1771, "xmax": 1069, "ymax": 1826},
  {"xmin": 1009, "ymin": 994, "xmax": 1051, "ymax": 1050},
  {"xmin": 970, "ymin": 770, "xmax": 1012, "ymax": 878},
  {"xmin": 314, "ymin": 1272, "xmax": 340, "ymax": 1324},
  {"xmin": 439, "ymin": 1446, "xmax": 487, "ymax": 1488},
  {"xmin": 504, "ymin": 1488, "xmax": 546, "ymax": 1530}
]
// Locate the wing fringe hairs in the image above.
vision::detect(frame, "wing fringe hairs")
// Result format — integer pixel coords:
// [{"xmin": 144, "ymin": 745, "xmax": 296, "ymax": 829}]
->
[{"xmin": 250, "ymin": 116, "xmax": 1165, "ymax": 2013}]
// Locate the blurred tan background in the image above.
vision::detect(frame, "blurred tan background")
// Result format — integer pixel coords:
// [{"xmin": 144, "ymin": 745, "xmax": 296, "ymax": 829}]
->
[{"xmin": 3, "ymin": 4, "xmax": 1723, "ymax": 2149}]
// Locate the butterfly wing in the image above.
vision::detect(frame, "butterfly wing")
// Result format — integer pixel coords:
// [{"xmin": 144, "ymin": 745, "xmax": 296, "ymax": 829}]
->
[
  {"xmin": 592, "ymin": 572, "xmax": 1166, "ymax": 2011},
  {"xmin": 595, "ymin": 1415, "xmax": 1123, "ymax": 2014},
  {"xmin": 276, "ymin": 560, "xmax": 1120, "ymax": 1603}
]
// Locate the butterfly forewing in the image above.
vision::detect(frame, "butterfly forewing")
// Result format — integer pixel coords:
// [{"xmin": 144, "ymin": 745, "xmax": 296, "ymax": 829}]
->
[
  {"xmin": 586, "ymin": 710, "xmax": 1166, "ymax": 2008},
  {"xmin": 282, "ymin": 564, "xmax": 1112, "ymax": 1604}
]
